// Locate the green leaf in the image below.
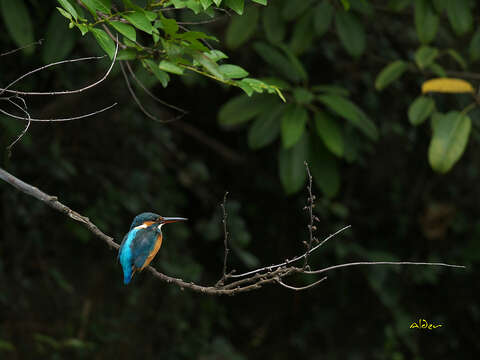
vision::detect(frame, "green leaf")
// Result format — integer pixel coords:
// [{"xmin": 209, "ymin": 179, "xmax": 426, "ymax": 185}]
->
[
  {"xmin": 123, "ymin": 11, "xmax": 153, "ymax": 34},
  {"xmin": 42, "ymin": 11, "xmax": 76, "ymax": 64},
  {"xmin": 226, "ymin": 5, "xmax": 259, "ymax": 48},
  {"xmin": 75, "ymin": 23, "xmax": 89, "ymax": 36},
  {"xmin": 375, "ymin": 60, "xmax": 409, "ymax": 91},
  {"xmin": 335, "ymin": 11, "xmax": 366, "ymax": 57},
  {"xmin": 282, "ymin": 0, "xmax": 314, "ymax": 21},
  {"xmin": 469, "ymin": 29, "xmax": 480, "ymax": 62},
  {"xmin": 218, "ymin": 94, "xmax": 274, "ymax": 126},
  {"xmin": 289, "ymin": 12, "xmax": 314, "ymax": 54},
  {"xmin": 144, "ymin": 59, "xmax": 170, "ymax": 87},
  {"xmin": 117, "ymin": 49, "xmax": 137, "ymax": 60},
  {"xmin": 312, "ymin": 85, "xmax": 350, "ymax": 97},
  {"xmin": 253, "ymin": 42, "xmax": 300, "ymax": 83},
  {"xmin": 415, "ymin": 0, "xmax": 439, "ymax": 44},
  {"xmin": 428, "ymin": 111, "xmax": 471, "ymax": 173},
  {"xmin": 91, "ymin": 28, "xmax": 115, "ymax": 59},
  {"xmin": 428, "ymin": 63, "xmax": 447, "ymax": 77},
  {"xmin": 248, "ymin": 104, "xmax": 283, "ymax": 149},
  {"xmin": 313, "ymin": 1, "xmax": 334, "ymax": 37},
  {"xmin": 200, "ymin": 0, "xmax": 212, "ymax": 10},
  {"xmin": 281, "ymin": 105, "xmax": 308, "ymax": 148},
  {"xmin": 57, "ymin": 0, "xmax": 78, "ymax": 20},
  {"xmin": 414, "ymin": 46, "xmax": 439, "ymax": 69},
  {"xmin": 278, "ymin": 44, "xmax": 308, "ymax": 81},
  {"xmin": 219, "ymin": 64, "xmax": 249, "ymax": 79},
  {"xmin": 0, "ymin": 0, "xmax": 34, "ymax": 54},
  {"xmin": 309, "ymin": 136, "xmax": 340, "ymax": 198},
  {"xmin": 225, "ymin": 0, "xmax": 244, "ymax": 15},
  {"xmin": 263, "ymin": 5, "xmax": 285, "ymax": 44},
  {"xmin": 318, "ymin": 94, "xmax": 379, "ymax": 141},
  {"xmin": 205, "ymin": 49, "xmax": 228, "ymax": 62},
  {"xmin": 315, "ymin": 111, "xmax": 344, "ymax": 157},
  {"xmin": 340, "ymin": 0, "xmax": 350, "ymax": 10},
  {"xmin": 81, "ymin": 0, "xmax": 111, "ymax": 15},
  {"xmin": 192, "ymin": 52, "xmax": 224, "ymax": 80},
  {"xmin": 293, "ymin": 88, "xmax": 314, "ymax": 105},
  {"xmin": 56, "ymin": 7, "xmax": 72, "ymax": 20},
  {"xmin": 109, "ymin": 21, "xmax": 136, "ymax": 42},
  {"xmin": 445, "ymin": 0, "xmax": 472, "ymax": 36},
  {"xmin": 144, "ymin": 10, "xmax": 157, "ymax": 21},
  {"xmin": 158, "ymin": 60, "xmax": 184, "ymax": 75},
  {"xmin": 408, "ymin": 96, "xmax": 435, "ymax": 126},
  {"xmin": 159, "ymin": 14, "xmax": 178, "ymax": 36},
  {"xmin": 278, "ymin": 134, "xmax": 308, "ymax": 194},
  {"xmin": 251, "ymin": 0, "xmax": 267, "ymax": 4},
  {"xmin": 446, "ymin": 49, "xmax": 467, "ymax": 69}
]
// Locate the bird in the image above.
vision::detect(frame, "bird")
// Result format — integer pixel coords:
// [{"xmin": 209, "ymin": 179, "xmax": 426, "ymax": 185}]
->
[{"xmin": 118, "ymin": 212, "xmax": 187, "ymax": 285}]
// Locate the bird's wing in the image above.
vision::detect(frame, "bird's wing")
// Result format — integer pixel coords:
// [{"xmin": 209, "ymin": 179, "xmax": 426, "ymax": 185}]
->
[
  {"xmin": 130, "ymin": 228, "xmax": 158, "ymax": 269},
  {"xmin": 117, "ymin": 233, "xmax": 129, "ymax": 261}
]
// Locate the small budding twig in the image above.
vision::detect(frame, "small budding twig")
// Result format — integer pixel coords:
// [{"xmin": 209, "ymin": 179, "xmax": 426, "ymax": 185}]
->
[
  {"xmin": 303, "ymin": 161, "xmax": 317, "ymax": 269},
  {"xmin": 216, "ymin": 192, "xmax": 231, "ymax": 287}
]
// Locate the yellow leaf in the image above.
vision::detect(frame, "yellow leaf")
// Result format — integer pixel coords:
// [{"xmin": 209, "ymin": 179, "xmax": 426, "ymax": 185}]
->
[{"xmin": 422, "ymin": 78, "xmax": 474, "ymax": 94}]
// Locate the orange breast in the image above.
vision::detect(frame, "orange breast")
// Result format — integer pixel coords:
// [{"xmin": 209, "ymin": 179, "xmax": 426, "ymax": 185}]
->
[{"xmin": 140, "ymin": 234, "xmax": 163, "ymax": 270}]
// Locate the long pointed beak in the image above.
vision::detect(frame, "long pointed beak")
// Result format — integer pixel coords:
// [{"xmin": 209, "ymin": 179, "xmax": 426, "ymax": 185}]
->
[{"xmin": 160, "ymin": 217, "xmax": 188, "ymax": 224}]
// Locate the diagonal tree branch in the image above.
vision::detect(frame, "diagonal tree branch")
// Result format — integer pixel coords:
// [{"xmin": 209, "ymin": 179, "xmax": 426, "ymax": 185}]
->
[{"xmin": 0, "ymin": 166, "xmax": 465, "ymax": 296}]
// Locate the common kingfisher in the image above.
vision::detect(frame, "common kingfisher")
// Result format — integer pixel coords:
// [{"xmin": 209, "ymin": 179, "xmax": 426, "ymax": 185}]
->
[{"xmin": 118, "ymin": 212, "xmax": 187, "ymax": 285}]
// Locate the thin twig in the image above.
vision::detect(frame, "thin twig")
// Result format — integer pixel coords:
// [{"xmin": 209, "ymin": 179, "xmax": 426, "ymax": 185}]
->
[
  {"xmin": 5, "ymin": 96, "xmax": 31, "ymax": 156},
  {"xmin": 303, "ymin": 261, "xmax": 465, "ymax": 274},
  {"xmin": 303, "ymin": 161, "xmax": 315, "ymax": 268},
  {"xmin": 125, "ymin": 61, "xmax": 188, "ymax": 114},
  {"xmin": 0, "ymin": 38, "xmax": 118, "ymax": 96},
  {"xmin": 0, "ymin": 102, "xmax": 117, "ymax": 122},
  {"xmin": 0, "ymin": 39, "xmax": 44, "ymax": 57},
  {"xmin": 216, "ymin": 192, "xmax": 230, "ymax": 286},
  {"xmin": 276, "ymin": 276, "xmax": 328, "ymax": 291},
  {"xmin": 229, "ymin": 225, "xmax": 352, "ymax": 278},
  {"xmin": 120, "ymin": 61, "xmax": 174, "ymax": 123}
]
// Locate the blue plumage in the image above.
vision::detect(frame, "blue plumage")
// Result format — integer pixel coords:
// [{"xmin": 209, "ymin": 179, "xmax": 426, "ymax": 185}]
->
[
  {"xmin": 118, "ymin": 228, "xmax": 142, "ymax": 284},
  {"xmin": 118, "ymin": 212, "xmax": 187, "ymax": 285}
]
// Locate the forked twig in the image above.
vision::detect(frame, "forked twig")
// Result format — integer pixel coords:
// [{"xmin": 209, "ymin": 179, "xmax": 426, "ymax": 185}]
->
[{"xmin": 0, "ymin": 38, "xmax": 118, "ymax": 96}]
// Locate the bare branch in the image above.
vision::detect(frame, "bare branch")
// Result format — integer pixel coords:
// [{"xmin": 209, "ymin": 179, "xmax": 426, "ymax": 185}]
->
[
  {"xmin": 0, "ymin": 39, "xmax": 44, "ymax": 57},
  {"xmin": 229, "ymin": 225, "xmax": 352, "ymax": 278},
  {"xmin": 0, "ymin": 102, "xmax": 117, "ymax": 122},
  {"xmin": 124, "ymin": 61, "xmax": 188, "ymax": 115},
  {"xmin": 304, "ymin": 261, "xmax": 465, "ymax": 274},
  {"xmin": 276, "ymin": 276, "xmax": 328, "ymax": 291},
  {"xmin": 303, "ymin": 161, "xmax": 316, "ymax": 268},
  {"xmin": 0, "ymin": 161, "xmax": 465, "ymax": 296},
  {"xmin": 0, "ymin": 38, "xmax": 118, "ymax": 96},
  {"xmin": 119, "ymin": 61, "xmax": 172, "ymax": 123},
  {"xmin": 5, "ymin": 96, "xmax": 31, "ymax": 156},
  {"xmin": 216, "ymin": 192, "xmax": 230, "ymax": 286},
  {"xmin": 0, "ymin": 167, "xmax": 295, "ymax": 295}
]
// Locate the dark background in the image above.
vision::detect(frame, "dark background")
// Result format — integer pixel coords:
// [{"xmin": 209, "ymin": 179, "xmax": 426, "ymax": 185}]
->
[{"xmin": 1, "ymin": 0, "xmax": 478, "ymax": 359}]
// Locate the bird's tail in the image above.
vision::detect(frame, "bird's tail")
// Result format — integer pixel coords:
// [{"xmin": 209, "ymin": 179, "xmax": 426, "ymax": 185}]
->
[{"xmin": 123, "ymin": 267, "xmax": 134, "ymax": 285}]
